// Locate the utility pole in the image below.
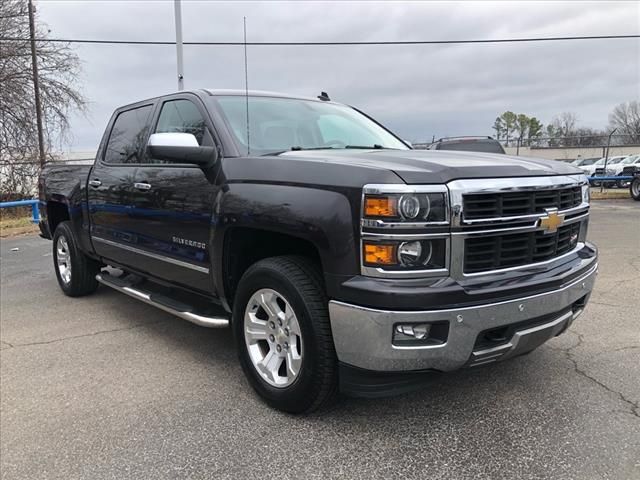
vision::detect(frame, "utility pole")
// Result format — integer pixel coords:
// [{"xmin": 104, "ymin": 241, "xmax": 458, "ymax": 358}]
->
[
  {"xmin": 174, "ymin": 0, "xmax": 184, "ymax": 90},
  {"xmin": 28, "ymin": 0, "xmax": 46, "ymax": 167}
]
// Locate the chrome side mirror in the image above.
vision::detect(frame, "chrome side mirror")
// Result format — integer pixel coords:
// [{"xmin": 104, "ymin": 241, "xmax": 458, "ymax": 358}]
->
[{"xmin": 147, "ymin": 132, "xmax": 218, "ymax": 166}]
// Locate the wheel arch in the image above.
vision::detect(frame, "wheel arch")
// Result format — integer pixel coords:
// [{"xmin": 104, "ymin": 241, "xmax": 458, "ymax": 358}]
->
[{"xmin": 220, "ymin": 227, "xmax": 324, "ymax": 310}]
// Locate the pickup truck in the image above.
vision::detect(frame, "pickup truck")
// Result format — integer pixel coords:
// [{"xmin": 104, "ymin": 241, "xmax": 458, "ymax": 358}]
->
[{"xmin": 39, "ymin": 89, "xmax": 598, "ymax": 413}]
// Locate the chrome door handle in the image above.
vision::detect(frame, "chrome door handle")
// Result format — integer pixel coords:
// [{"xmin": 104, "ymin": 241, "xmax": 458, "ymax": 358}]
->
[
  {"xmin": 88, "ymin": 179, "xmax": 102, "ymax": 187},
  {"xmin": 134, "ymin": 182, "xmax": 151, "ymax": 191}
]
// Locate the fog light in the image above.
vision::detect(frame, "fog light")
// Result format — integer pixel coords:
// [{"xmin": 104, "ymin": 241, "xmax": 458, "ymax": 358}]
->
[{"xmin": 395, "ymin": 323, "xmax": 430, "ymax": 340}]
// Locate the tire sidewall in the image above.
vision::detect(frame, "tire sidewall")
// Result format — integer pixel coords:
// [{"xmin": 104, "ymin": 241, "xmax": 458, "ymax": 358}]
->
[
  {"xmin": 52, "ymin": 221, "xmax": 98, "ymax": 296},
  {"xmin": 232, "ymin": 262, "xmax": 326, "ymax": 412},
  {"xmin": 631, "ymin": 178, "xmax": 640, "ymax": 201}
]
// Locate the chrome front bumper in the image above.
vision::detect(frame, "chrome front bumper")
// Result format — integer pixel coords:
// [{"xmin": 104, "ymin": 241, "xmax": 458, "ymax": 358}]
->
[{"xmin": 329, "ymin": 262, "xmax": 597, "ymax": 372}]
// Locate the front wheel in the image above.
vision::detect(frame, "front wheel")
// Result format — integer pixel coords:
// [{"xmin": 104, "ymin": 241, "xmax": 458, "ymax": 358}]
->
[
  {"xmin": 52, "ymin": 221, "xmax": 101, "ymax": 296},
  {"xmin": 233, "ymin": 256, "xmax": 338, "ymax": 413},
  {"xmin": 631, "ymin": 177, "xmax": 640, "ymax": 201}
]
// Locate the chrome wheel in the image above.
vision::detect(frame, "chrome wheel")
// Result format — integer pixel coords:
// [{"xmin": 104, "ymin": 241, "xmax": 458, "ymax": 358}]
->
[
  {"xmin": 244, "ymin": 288, "xmax": 303, "ymax": 388},
  {"xmin": 56, "ymin": 236, "xmax": 72, "ymax": 285}
]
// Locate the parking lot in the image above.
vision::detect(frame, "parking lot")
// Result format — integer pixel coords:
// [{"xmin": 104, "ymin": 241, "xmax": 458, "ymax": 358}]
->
[{"xmin": 0, "ymin": 200, "xmax": 638, "ymax": 479}]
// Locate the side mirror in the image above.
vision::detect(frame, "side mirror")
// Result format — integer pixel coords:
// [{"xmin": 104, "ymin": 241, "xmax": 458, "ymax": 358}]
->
[{"xmin": 147, "ymin": 132, "xmax": 218, "ymax": 166}]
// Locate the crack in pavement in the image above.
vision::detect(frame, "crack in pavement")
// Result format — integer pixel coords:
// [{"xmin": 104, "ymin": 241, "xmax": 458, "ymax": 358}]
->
[
  {"xmin": 562, "ymin": 331, "xmax": 639, "ymax": 419},
  {"xmin": 2, "ymin": 321, "xmax": 164, "ymax": 349},
  {"xmin": 595, "ymin": 345, "xmax": 640, "ymax": 356}
]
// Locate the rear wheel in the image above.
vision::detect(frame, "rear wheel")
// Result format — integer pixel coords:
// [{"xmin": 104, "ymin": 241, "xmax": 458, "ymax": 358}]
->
[
  {"xmin": 631, "ymin": 177, "xmax": 640, "ymax": 201},
  {"xmin": 233, "ymin": 255, "xmax": 338, "ymax": 413},
  {"xmin": 52, "ymin": 221, "xmax": 101, "ymax": 296}
]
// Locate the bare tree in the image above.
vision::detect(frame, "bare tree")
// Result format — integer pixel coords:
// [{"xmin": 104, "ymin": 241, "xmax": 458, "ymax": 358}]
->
[
  {"xmin": 608, "ymin": 101, "xmax": 640, "ymax": 144},
  {"xmin": 0, "ymin": 0, "xmax": 85, "ymax": 199}
]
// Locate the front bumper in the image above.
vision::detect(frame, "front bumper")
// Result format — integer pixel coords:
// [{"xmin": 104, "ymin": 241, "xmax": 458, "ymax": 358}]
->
[{"xmin": 329, "ymin": 260, "xmax": 597, "ymax": 373}]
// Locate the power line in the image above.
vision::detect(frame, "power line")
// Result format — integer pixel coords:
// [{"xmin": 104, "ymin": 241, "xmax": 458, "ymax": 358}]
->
[{"xmin": 0, "ymin": 34, "xmax": 638, "ymax": 46}]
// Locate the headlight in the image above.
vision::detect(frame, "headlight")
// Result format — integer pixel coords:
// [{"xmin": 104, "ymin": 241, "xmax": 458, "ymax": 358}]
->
[
  {"xmin": 363, "ymin": 239, "xmax": 447, "ymax": 270},
  {"xmin": 364, "ymin": 192, "xmax": 447, "ymax": 223},
  {"xmin": 361, "ymin": 184, "xmax": 450, "ymax": 278}
]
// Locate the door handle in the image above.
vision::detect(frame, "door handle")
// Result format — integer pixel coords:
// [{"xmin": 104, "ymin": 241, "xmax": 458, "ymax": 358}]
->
[
  {"xmin": 134, "ymin": 182, "xmax": 152, "ymax": 191},
  {"xmin": 88, "ymin": 179, "xmax": 102, "ymax": 187}
]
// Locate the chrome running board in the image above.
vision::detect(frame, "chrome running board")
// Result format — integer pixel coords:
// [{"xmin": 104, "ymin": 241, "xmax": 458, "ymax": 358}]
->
[{"xmin": 96, "ymin": 273, "xmax": 229, "ymax": 328}]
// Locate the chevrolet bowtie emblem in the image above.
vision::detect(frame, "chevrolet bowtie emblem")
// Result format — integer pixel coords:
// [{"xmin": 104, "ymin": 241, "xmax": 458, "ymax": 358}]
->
[{"xmin": 538, "ymin": 208, "xmax": 565, "ymax": 234}]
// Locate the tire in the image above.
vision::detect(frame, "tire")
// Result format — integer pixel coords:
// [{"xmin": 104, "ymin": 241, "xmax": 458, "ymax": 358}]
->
[
  {"xmin": 232, "ymin": 255, "xmax": 338, "ymax": 414},
  {"xmin": 52, "ymin": 221, "xmax": 101, "ymax": 296},
  {"xmin": 631, "ymin": 177, "xmax": 640, "ymax": 201}
]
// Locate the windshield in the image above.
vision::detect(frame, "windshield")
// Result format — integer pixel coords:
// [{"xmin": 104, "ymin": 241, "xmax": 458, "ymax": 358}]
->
[
  {"xmin": 210, "ymin": 96, "xmax": 409, "ymax": 156},
  {"xmin": 620, "ymin": 156, "xmax": 638, "ymax": 164}
]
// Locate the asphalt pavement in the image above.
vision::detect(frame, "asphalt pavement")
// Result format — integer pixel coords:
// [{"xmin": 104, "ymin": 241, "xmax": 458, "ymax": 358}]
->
[{"xmin": 1, "ymin": 200, "xmax": 639, "ymax": 479}]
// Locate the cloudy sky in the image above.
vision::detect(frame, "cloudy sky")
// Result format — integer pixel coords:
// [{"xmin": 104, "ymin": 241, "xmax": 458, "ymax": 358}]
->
[{"xmin": 37, "ymin": 0, "xmax": 639, "ymax": 151}]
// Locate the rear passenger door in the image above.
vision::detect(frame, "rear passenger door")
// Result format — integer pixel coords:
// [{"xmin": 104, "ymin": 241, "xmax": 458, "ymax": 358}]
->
[
  {"xmin": 126, "ymin": 95, "xmax": 220, "ymax": 293},
  {"xmin": 88, "ymin": 103, "xmax": 154, "ymax": 266}
]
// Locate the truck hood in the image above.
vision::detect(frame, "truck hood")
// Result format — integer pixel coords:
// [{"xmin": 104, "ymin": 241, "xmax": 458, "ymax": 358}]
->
[{"xmin": 279, "ymin": 149, "xmax": 583, "ymax": 184}]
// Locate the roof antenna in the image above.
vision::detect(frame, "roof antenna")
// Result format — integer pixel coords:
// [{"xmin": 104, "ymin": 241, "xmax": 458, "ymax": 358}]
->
[
  {"xmin": 243, "ymin": 17, "xmax": 250, "ymax": 155},
  {"xmin": 318, "ymin": 91, "xmax": 330, "ymax": 101}
]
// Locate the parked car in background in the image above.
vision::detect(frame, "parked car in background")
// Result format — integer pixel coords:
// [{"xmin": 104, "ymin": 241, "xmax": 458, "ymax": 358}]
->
[
  {"xmin": 427, "ymin": 136, "xmax": 505, "ymax": 154},
  {"xmin": 581, "ymin": 156, "xmax": 626, "ymax": 186},
  {"xmin": 571, "ymin": 157, "xmax": 599, "ymax": 168},
  {"xmin": 618, "ymin": 155, "xmax": 640, "ymax": 187},
  {"xmin": 593, "ymin": 156, "xmax": 628, "ymax": 176}
]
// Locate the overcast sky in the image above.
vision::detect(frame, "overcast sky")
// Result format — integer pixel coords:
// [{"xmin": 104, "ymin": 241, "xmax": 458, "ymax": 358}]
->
[{"xmin": 37, "ymin": 0, "xmax": 639, "ymax": 151}]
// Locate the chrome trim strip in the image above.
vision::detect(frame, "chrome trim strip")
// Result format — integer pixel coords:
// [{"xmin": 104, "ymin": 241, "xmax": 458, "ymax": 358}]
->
[
  {"xmin": 363, "ymin": 184, "xmax": 449, "ymax": 194},
  {"xmin": 451, "ymin": 211, "xmax": 588, "ymax": 237},
  {"xmin": 92, "ymin": 236, "xmax": 210, "ymax": 274},
  {"xmin": 361, "ymin": 232, "xmax": 450, "ymax": 240},
  {"xmin": 461, "ymin": 203, "xmax": 589, "ymax": 226},
  {"xmin": 96, "ymin": 274, "xmax": 228, "ymax": 328}
]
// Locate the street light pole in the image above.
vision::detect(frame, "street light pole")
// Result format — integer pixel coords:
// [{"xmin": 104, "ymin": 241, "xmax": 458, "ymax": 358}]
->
[
  {"xmin": 174, "ymin": 0, "xmax": 184, "ymax": 90},
  {"xmin": 600, "ymin": 128, "xmax": 618, "ymax": 193},
  {"xmin": 28, "ymin": 0, "xmax": 46, "ymax": 167}
]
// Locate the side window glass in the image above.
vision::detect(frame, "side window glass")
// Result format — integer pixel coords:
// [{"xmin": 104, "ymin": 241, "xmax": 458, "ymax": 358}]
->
[
  {"xmin": 104, "ymin": 105, "xmax": 153, "ymax": 164},
  {"xmin": 155, "ymin": 100, "xmax": 207, "ymax": 145}
]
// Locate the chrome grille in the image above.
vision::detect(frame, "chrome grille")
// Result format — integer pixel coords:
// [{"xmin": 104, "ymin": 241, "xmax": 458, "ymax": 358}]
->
[
  {"xmin": 463, "ymin": 223, "xmax": 580, "ymax": 274},
  {"xmin": 463, "ymin": 187, "xmax": 582, "ymax": 220}
]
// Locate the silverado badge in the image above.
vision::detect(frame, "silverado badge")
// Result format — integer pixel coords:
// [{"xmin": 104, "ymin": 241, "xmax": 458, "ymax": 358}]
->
[{"xmin": 538, "ymin": 208, "xmax": 565, "ymax": 234}]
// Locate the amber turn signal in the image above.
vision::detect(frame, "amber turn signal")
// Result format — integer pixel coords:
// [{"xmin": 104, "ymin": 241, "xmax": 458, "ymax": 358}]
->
[
  {"xmin": 364, "ymin": 196, "xmax": 398, "ymax": 217},
  {"xmin": 363, "ymin": 242, "xmax": 397, "ymax": 265}
]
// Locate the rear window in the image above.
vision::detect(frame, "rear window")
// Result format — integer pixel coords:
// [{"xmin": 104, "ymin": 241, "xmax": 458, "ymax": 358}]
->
[
  {"xmin": 437, "ymin": 140, "xmax": 505, "ymax": 154},
  {"xmin": 104, "ymin": 105, "xmax": 153, "ymax": 164}
]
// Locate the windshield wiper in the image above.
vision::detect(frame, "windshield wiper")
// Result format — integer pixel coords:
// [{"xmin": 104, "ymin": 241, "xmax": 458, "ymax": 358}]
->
[{"xmin": 262, "ymin": 146, "xmax": 338, "ymax": 156}]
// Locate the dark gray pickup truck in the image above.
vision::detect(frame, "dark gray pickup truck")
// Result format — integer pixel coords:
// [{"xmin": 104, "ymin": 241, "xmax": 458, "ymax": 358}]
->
[{"xmin": 39, "ymin": 90, "xmax": 598, "ymax": 413}]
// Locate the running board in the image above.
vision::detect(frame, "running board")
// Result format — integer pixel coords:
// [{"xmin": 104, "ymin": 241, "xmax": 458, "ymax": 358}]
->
[{"xmin": 96, "ymin": 273, "xmax": 229, "ymax": 328}]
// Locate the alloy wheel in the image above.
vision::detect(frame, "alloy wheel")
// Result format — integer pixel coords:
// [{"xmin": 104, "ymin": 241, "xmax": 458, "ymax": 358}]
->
[
  {"xmin": 244, "ymin": 288, "xmax": 303, "ymax": 388},
  {"xmin": 56, "ymin": 235, "xmax": 72, "ymax": 285}
]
